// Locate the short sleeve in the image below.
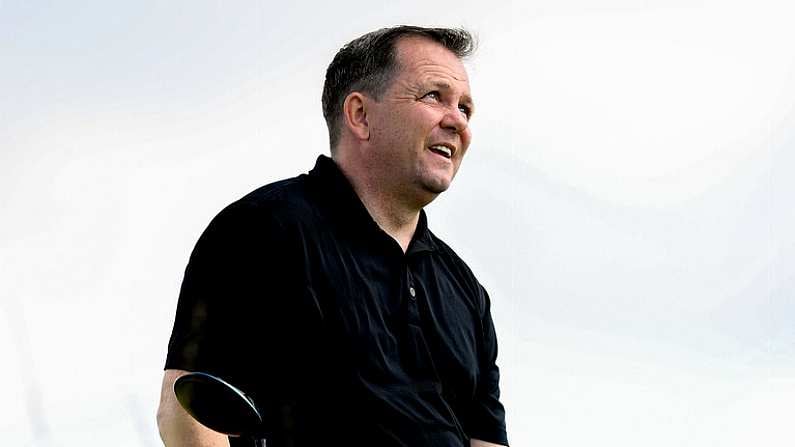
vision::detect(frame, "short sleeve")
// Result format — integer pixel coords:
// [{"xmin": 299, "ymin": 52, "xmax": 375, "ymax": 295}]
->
[
  {"xmin": 164, "ymin": 200, "xmax": 294, "ymax": 390},
  {"xmin": 462, "ymin": 284, "xmax": 509, "ymax": 445}
]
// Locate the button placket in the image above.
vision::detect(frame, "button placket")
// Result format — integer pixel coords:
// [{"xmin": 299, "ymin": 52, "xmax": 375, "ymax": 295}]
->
[
  {"xmin": 406, "ymin": 268, "xmax": 417, "ymax": 301},
  {"xmin": 405, "ymin": 267, "xmax": 421, "ymax": 324}
]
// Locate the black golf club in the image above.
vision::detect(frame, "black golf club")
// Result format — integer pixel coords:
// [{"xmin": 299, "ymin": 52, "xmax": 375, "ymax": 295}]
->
[{"xmin": 174, "ymin": 372, "xmax": 266, "ymax": 447}]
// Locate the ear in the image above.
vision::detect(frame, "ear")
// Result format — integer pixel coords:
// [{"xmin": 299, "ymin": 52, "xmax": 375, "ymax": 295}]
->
[{"xmin": 342, "ymin": 92, "xmax": 370, "ymax": 141}]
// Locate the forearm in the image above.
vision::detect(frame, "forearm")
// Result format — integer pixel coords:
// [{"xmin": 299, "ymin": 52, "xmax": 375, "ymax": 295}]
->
[
  {"xmin": 157, "ymin": 409, "xmax": 229, "ymax": 447},
  {"xmin": 157, "ymin": 369, "xmax": 230, "ymax": 447},
  {"xmin": 471, "ymin": 439, "xmax": 507, "ymax": 447}
]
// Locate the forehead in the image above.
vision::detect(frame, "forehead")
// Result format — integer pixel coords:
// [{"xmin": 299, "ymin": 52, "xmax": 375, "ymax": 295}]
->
[{"xmin": 392, "ymin": 36, "xmax": 470, "ymax": 91}]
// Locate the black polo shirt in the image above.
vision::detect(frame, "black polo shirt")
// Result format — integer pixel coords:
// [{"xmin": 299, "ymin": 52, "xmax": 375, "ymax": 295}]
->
[{"xmin": 166, "ymin": 155, "xmax": 508, "ymax": 446}]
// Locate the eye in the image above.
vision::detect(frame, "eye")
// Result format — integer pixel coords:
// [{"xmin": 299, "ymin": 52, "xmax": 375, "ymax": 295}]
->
[
  {"xmin": 458, "ymin": 104, "xmax": 472, "ymax": 119},
  {"xmin": 422, "ymin": 91, "xmax": 441, "ymax": 101}
]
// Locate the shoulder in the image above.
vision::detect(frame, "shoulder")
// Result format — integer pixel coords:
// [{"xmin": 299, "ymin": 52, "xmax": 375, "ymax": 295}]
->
[
  {"xmin": 428, "ymin": 230, "xmax": 475, "ymax": 279},
  {"xmin": 233, "ymin": 174, "xmax": 313, "ymax": 217},
  {"xmin": 427, "ymin": 230, "xmax": 489, "ymax": 313},
  {"xmin": 192, "ymin": 174, "xmax": 320, "ymax": 257},
  {"xmin": 209, "ymin": 174, "xmax": 318, "ymax": 231}
]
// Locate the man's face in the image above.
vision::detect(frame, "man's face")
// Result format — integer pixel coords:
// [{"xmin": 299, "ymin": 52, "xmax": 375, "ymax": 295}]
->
[{"xmin": 365, "ymin": 36, "xmax": 474, "ymax": 204}]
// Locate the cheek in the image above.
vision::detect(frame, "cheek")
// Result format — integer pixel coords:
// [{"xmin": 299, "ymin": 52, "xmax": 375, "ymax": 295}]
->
[{"xmin": 460, "ymin": 129, "xmax": 472, "ymax": 153}]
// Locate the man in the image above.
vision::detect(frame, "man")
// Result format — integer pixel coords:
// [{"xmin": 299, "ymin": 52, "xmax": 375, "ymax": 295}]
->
[{"xmin": 157, "ymin": 26, "xmax": 508, "ymax": 447}]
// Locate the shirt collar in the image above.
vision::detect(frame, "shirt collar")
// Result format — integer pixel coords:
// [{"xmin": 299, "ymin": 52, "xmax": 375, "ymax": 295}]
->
[
  {"xmin": 408, "ymin": 211, "xmax": 437, "ymax": 255},
  {"xmin": 307, "ymin": 155, "xmax": 437, "ymax": 255}
]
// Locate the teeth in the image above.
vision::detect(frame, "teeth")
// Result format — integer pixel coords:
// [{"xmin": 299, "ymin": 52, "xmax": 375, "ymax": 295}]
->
[{"xmin": 429, "ymin": 145, "xmax": 452, "ymax": 158}]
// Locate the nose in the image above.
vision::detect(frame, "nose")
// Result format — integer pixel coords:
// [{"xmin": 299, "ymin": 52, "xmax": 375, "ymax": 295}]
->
[{"xmin": 440, "ymin": 105, "xmax": 469, "ymax": 135}]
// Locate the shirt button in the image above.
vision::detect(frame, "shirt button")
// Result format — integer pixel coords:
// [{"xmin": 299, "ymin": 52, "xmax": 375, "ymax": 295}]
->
[{"xmin": 409, "ymin": 286, "xmax": 416, "ymax": 298}]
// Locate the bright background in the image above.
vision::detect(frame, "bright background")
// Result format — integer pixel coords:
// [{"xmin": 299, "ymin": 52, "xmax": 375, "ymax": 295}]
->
[{"xmin": 2, "ymin": 1, "xmax": 794, "ymax": 446}]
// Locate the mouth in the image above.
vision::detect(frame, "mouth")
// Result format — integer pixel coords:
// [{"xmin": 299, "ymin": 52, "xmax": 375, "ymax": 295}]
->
[{"xmin": 428, "ymin": 143, "xmax": 455, "ymax": 159}]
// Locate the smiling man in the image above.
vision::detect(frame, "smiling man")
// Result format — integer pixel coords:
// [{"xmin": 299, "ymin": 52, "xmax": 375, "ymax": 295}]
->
[{"xmin": 158, "ymin": 26, "xmax": 508, "ymax": 447}]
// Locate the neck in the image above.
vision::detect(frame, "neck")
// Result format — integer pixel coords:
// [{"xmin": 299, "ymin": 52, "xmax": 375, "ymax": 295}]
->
[
  {"xmin": 362, "ymin": 192, "xmax": 420, "ymax": 253},
  {"xmin": 333, "ymin": 153, "xmax": 424, "ymax": 253}
]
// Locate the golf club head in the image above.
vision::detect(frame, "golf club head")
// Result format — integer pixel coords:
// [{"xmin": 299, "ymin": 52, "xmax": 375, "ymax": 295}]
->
[{"xmin": 174, "ymin": 372, "xmax": 263, "ymax": 437}]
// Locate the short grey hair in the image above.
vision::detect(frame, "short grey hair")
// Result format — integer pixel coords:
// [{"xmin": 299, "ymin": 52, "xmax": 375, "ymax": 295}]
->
[{"xmin": 321, "ymin": 26, "xmax": 476, "ymax": 151}]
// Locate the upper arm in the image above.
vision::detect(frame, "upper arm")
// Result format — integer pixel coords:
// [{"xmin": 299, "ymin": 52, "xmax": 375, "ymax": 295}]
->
[
  {"xmin": 160, "ymin": 204, "xmax": 280, "ymax": 443},
  {"xmin": 161, "ymin": 201, "xmax": 303, "ymax": 443},
  {"xmin": 461, "ymin": 284, "xmax": 509, "ymax": 445},
  {"xmin": 157, "ymin": 369, "xmax": 229, "ymax": 447},
  {"xmin": 165, "ymin": 201, "xmax": 293, "ymax": 384}
]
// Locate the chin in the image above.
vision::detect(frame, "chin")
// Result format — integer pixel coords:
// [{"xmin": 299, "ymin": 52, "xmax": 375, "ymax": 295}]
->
[
  {"xmin": 420, "ymin": 178, "xmax": 452, "ymax": 195},
  {"xmin": 414, "ymin": 167, "xmax": 456, "ymax": 197}
]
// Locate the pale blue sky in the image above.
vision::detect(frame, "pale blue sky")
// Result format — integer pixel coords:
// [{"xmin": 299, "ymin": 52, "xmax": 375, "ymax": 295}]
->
[{"xmin": 2, "ymin": 1, "xmax": 794, "ymax": 445}]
